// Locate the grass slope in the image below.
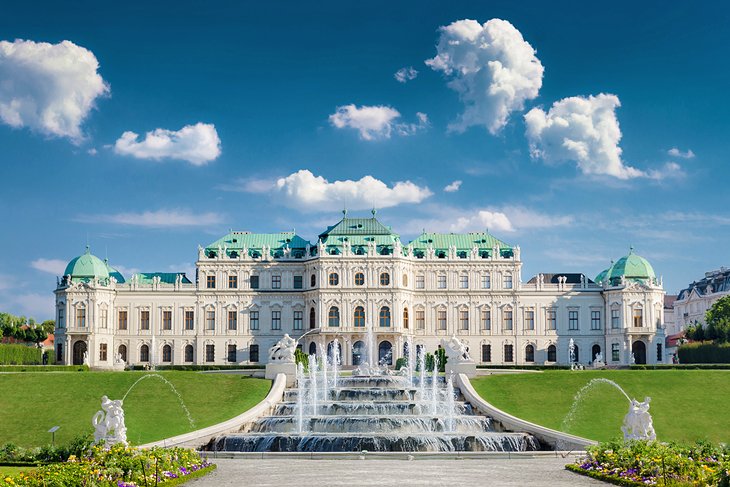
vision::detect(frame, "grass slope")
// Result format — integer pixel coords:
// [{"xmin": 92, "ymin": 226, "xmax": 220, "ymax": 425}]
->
[
  {"xmin": 471, "ymin": 370, "xmax": 730, "ymax": 443},
  {"xmin": 0, "ymin": 371, "xmax": 271, "ymax": 447}
]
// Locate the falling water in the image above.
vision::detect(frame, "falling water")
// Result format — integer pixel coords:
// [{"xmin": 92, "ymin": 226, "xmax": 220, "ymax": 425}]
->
[
  {"xmin": 308, "ymin": 354, "xmax": 318, "ymax": 416},
  {"xmin": 296, "ymin": 363, "xmax": 305, "ymax": 434},
  {"xmin": 318, "ymin": 343, "xmax": 328, "ymax": 403},
  {"xmin": 430, "ymin": 354, "xmax": 439, "ymax": 416},
  {"xmin": 560, "ymin": 378, "xmax": 632, "ymax": 435},
  {"xmin": 331, "ymin": 341, "xmax": 340, "ymax": 389},
  {"xmin": 418, "ymin": 350, "xmax": 426, "ymax": 400},
  {"xmin": 445, "ymin": 376, "xmax": 456, "ymax": 433},
  {"xmin": 367, "ymin": 323, "xmax": 376, "ymax": 371},
  {"xmin": 406, "ymin": 336, "xmax": 415, "ymax": 388},
  {"xmin": 121, "ymin": 373, "xmax": 195, "ymax": 428}
]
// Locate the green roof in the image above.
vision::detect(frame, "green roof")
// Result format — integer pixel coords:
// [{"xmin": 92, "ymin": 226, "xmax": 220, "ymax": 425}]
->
[
  {"xmin": 134, "ymin": 272, "xmax": 192, "ymax": 284},
  {"xmin": 205, "ymin": 231, "xmax": 310, "ymax": 258},
  {"xmin": 64, "ymin": 247, "xmax": 110, "ymax": 281},
  {"xmin": 105, "ymin": 260, "xmax": 126, "ymax": 284},
  {"xmin": 408, "ymin": 232, "xmax": 512, "ymax": 258},
  {"xmin": 607, "ymin": 248, "xmax": 656, "ymax": 284},
  {"xmin": 319, "ymin": 213, "xmax": 397, "ymax": 239}
]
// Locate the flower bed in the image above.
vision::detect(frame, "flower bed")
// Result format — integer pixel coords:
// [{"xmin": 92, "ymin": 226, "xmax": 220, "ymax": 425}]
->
[
  {"xmin": 568, "ymin": 439, "xmax": 730, "ymax": 486},
  {"xmin": 0, "ymin": 444, "xmax": 215, "ymax": 486}
]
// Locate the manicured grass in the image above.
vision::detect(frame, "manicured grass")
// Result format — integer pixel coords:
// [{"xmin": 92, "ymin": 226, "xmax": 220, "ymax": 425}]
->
[
  {"xmin": 0, "ymin": 371, "xmax": 271, "ymax": 447},
  {"xmin": 471, "ymin": 369, "xmax": 730, "ymax": 443}
]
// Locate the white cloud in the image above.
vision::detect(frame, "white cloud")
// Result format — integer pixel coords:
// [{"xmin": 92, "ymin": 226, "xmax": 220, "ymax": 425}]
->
[
  {"xmin": 667, "ymin": 147, "xmax": 695, "ymax": 159},
  {"xmin": 30, "ymin": 258, "xmax": 67, "ymax": 275},
  {"xmin": 76, "ymin": 209, "xmax": 224, "ymax": 228},
  {"xmin": 426, "ymin": 18, "xmax": 544, "ymax": 134},
  {"xmin": 450, "ymin": 211, "xmax": 515, "ymax": 233},
  {"xmin": 329, "ymin": 104, "xmax": 427, "ymax": 140},
  {"xmin": 394, "ymin": 66, "xmax": 418, "ymax": 83},
  {"xmin": 113, "ymin": 122, "xmax": 221, "ymax": 165},
  {"xmin": 218, "ymin": 177, "xmax": 276, "ymax": 193},
  {"xmin": 525, "ymin": 93, "xmax": 645, "ymax": 179},
  {"xmin": 646, "ymin": 162, "xmax": 685, "ymax": 180},
  {"xmin": 87, "ymin": 147, "xmax": 98, "ymax": 156},
  {"xmin": 271, "ymin": 169, "xmax": 432, "ymax": 211},
  {"xmin": 0, "ymin": 39, "xmax": 109, "ymax": 141},
  {"xmin": 444, "ymin": 180, "xmax": 462, "ymax": 192}
]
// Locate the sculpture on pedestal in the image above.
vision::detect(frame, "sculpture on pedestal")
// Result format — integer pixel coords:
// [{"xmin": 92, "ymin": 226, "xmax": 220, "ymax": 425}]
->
[
  {"xmin": 621, "ymin": 397, "xmax": 656, "ymax": 441},
  {"xmin": 268, "ymin": 334, "xmax": 297, "ymax": 363},
  {"xmin": 92, "ymin": 395, "xmax": 128, "ymax": 446},
  {"xmin": 441, "ymin": 335, "xmax": 471, "ymax": 362}
]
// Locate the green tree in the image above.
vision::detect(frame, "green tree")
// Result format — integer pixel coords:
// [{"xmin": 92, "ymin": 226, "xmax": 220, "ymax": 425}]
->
[
  {"xmin": 705, "ymin": 296, "xmax": 730, "ymax": 343},
  {"xmin": 40, "ymin": 320, "xmax": 56, "ymax": 335}
]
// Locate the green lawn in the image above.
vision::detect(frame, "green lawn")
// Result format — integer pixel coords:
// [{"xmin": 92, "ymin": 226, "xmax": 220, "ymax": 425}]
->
[
  {"xmin": 0, "ymin": 371, "xmax": 271, "ymax": 447},
  {"xmin": 471, "ymin": 370, "xmax": 730, "ymax": 443},
  {"xmin": 0, "ymin": 466, "xmax": 36, "ymax": 476}
]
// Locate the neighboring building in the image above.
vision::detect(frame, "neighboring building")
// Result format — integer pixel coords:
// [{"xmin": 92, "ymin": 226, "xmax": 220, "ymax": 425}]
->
[
  {"xmin": 53, "ymin": 213, "xmax": 667, "ymax": 369},
  {"xmin": 674, "ymin": 267, "xmax": 730, "ymax": 329},
  {"xmin": 663, "ymin": 295, "xmax": 678, "ymax": 336}
]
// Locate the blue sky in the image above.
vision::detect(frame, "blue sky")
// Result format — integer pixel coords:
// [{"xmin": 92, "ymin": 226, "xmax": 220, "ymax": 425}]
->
[{"xmin": 1, "ymin": 1, "xmax": 729, "ymax": 319}]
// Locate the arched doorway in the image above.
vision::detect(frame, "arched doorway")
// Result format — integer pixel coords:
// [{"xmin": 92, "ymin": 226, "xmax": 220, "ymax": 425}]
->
[
  {"xmin": 72, "ymin": 340, "xmax": 87, "ymax": 365},
  {"xmin": 118, "ymin": 344, "xmax": 127, "ymax": 362},
  {"xmin": 327, "ymin": 340, "xmax": 341, "ymax": 363},
  {"xmin": 632, "ymin": 340, "xmax": 647, "ymax": 365},
  {"xmin": 308, "ymin": 342, "xmax": 317, "ymax": 356},
  {"xmin": 352, "ymin": 340, "xmax": 365, "ymax": 365},
  {"xmin": 378, "ymin": 340, "xmax": 392, "ymax": 365},
  {"xmin": 592, "ymin": 344, "xmax": 601, "ymax": 362}
]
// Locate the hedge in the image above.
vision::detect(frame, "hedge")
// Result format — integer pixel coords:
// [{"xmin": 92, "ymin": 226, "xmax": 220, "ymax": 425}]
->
[
  {"xmin": 630, "ymin": 363, "xmax": 730, "ymax": 370},
  {"xmin": 677, "ymin": 342, "xmax": 730, "ymax": 364},
  {"xmin": 476, "ymin": 364, "xmax": 572, "ymax": 370},
  {"xmin": 0, "ymin": 365, "xmax": 88, "ymax": 372},
  {"xmin": 0, "ymin": 343, "xmax": 42, "ymax": 365},
  {"xmin": 134, "ymin": 364, "xmax": 266, "ymax": 371}
]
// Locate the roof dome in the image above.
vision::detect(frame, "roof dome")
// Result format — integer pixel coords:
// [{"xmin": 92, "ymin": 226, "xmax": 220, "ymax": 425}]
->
[
  {"xmin": 64, "ymin": 247, "xmax": 110, "ymax": 280},
  {"xmin": 607, "ymin": 248, "xmax": 655, "ymax": 284},
  {"xmin": 104, "ymin": 259, "xmax": 125, "ymax": 283},
  {"xmin": 595, "ymin": 263, "xmax": 613, "ymax": 285}
]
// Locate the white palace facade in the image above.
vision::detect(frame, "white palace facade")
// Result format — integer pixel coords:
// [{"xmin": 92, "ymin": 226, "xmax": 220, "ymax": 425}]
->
[{"xmin": 53, "ymin": 212, "xmax": 668, "ymax": 369}]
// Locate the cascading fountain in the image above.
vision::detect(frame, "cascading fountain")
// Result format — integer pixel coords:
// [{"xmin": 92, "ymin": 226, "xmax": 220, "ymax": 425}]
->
[
  {"xmin": 308, "ymin": 354, "xmax": 318, "ymax": 416},
  {"xmin": 430, "ymin": 354, "xmax": 439, "ymax": 416}
]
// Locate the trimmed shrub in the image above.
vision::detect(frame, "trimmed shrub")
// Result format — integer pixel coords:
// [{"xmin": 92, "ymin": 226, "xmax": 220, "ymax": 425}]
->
[
  {"xmin": 145, "ymin": 364, "xmax": 266, "ymax": 371},
  {"xmin": 0, "ymin": 343, "xmax": 42, "ymax": 365},
  {"xmin": 0, "ymin": 365, "xmax": 88, "ymax": 372},
  {"xmin": 678, "ymin": 342, "xmax": 730, "ymax": 364}
]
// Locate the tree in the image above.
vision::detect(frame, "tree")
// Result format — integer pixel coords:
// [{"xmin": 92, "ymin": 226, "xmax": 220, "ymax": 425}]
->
[
  {"xmin": 705, "ymin": 295, "xmax": 730, "ymax": 343},
  {"xmin": 40, "ymin": 320, "xmax": 55, "ymax": 335}
]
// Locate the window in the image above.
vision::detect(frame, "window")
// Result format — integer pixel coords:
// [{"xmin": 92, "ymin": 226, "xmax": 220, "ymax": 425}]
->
[
  {"xmin": 437, "ymin": 274, "xmax": 446, "ymax": 289},
  {"xmin": 438, "ymin": 309, "xmax": 447, "ymax": 330},
  {"xmin": 525, "ymin": 344, "xmax": 535, "ymax": 362},
  {"xmin": 162, "ymin": 310, "xmax": 172, "ymax": 330},
  {"xmin": 482, "ymin": 274, "xmax": 491, "ymax": 289},
  {"xmin": 184, "ymin": 311, "xmax": 194, "ymax": 330},
  {"xmin": 228, "ymin": 310, "xmax": 237, "ymax": 330},
  {"xmin": 403, "ymin": 308, "xmax": 409, "ymax": 329},
  {"xmin": 380, "ymin": 272, "xmax": 390, "ymax": 286},
  {"xmin": 57, "ymin": 308, "xmax": 65, "ymax": 328},
  {"xmin": 633, "ymin": 308, "xmax": 643, "ymax": 327},
  {"xmin": 611, "ymin": 309, "xmax": 620, "ymax": 329},
  {"xmin": 402, "ymin": 274, "xmax": 408, "ymax": 287},
  {"xmin": 503, "ymin": 310, "xmax": 513, "ymax": 330},
  {"xmin": 228, "ymin": 274, "xmax": 238, "ymax": 289},
  {"xmin": 310, "ymin": 274, "xmax": 316, "ymax": 287},
  {"xmin": 272, "ymin": 275, "xmax": 281, "ymax": 289},
  {"xmin": 481, "ymin": 344, "xmax": 492, "ymax": 362},
  {"xmin": 547, "ymin": 344, "xmax": 557, "ymax": 362},
  {"xmin": 612, "ymin": 343, "xmax": 620, "ymax": 362},
  {"xmin": 379, "ymin": 306, "xmax": 391, "ymax": 327},
  {"xmin": 118, "ymin": 344, "xmax": 127, "ymax": 362},
  {"xmin": 460, "ymin": 310, "xmax": 469, "ymax": 330},
  {"xmin": 162, "ymin": 344, "xmax": 172, "ymax": 363},
  {"xmin": 206, "ymin": 275, "xmax": 216, "ymax": 289},
  {"xmin": 293, "ymin": 275, "xmax": 303, "ymax": 289},
  {"xmin": 416, "ymin": 275, "xmax": 425, "ymax": 289},
  {"xmin": 250, "ymin": 311, "xmax": 259, "ymax": 330},
  {"xmin": 482, "ymin": 309, "xmax": 491, "ymax": 330},
  {"xmin": 56, "ymin": 343, "xmax": 63, "ymax": 362},
  {"xmin": 569, "ymin": 310, "xmax": 579, "ymax": 330},
  {"xmin": 503, "ymin": 274, "xmax": 513, "ymax": 289},
  {"xmin": 76, "ymin": 308, "xmax": 86, "ymax": 328},
  {"xmin": 354, "ymin": 306, "xmax": 365, "ymax": 327},
  {"xmin": 293, "ymin": 310, "xmax": 303, "ymax": 330},
  {"xmin": 524, "ymin": 310, "xmax": 535, "ymax": 330},
  {"xmin": 657, "ymin": 343, "xmax": 663, "ymax": 361},
  {"xmin": 140, "ymin": 344, "xmax": 149, "ymax": 362},
  {"xmin": 228, "ymin": 344, "xmax": 237, "ymax": 363},
  {"xmin": 460, "ymin": 274, "xmax": 469, "ymax": 289},
  {"xmin": 249, "ymin": 344, "xmax": 259, "ymax": 363},
  {"xmin": 355, "ymin": 272, "xmax": 365, "ymax": 286},
  {"xmin": 416, "ymin": 309, "xmax": 425, "ymax": 330},
  {"xmin": 309, "ymin": 308, "xmax": 315, "ymax": 329},
  {"xmin": 118, "ymin": 310, "xmax": 128, "ymax": 330},
  {"xmin": 328, "ymin": 307, "xmax": 340, "ymax": 327},
  {"xmin": 99, "ymin": 343, "xmax": 108, "ymax": 361},
  {"xmin": 546, "ymin": 309, "xmax": 557, "ymax": 330},
  {"xmin": 591, "ymin": 311, "xmax": 601, "ymax": 330},
  {"xmin": 100, "ymin": 308, "xmax": 108, "ymax": 329},
  {"xmin": 184, "ymin": 344, "xmax": 194, "ymax": 362},
  {"xmin": 504, "ymin": 344, "xmax": 514, "ymax": 362},
  {"xmin": 250, "ymin": 275, "xmax": 259, "ymax": 289},
  {"xmin": 205, "ymin": 344, "xmax": 215, "ymax": 362},
  {"xmin": 329, "ymin": 272, "xmax": 339, "ymax": 286},
  {"xmin": 206, "ymin": 310, "xmax": 215, "ymax": 330},
  {"xmin": 140, "ymin": 310, "xmax": 150, "ymax": 330}
]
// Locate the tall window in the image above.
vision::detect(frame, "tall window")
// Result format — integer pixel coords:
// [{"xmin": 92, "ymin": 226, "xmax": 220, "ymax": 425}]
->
[
  {"xmin": 402, "ymin": 274, "xmax": 408, "ymax": 287},
  {"xmin": 228, "ymin": 344, "xmax": 237, "ymax": 363},
  {"xmin": 503, "ymin": 310, "xmax": 513, "ymax": 330},
  {"xmin": 293, "ymin": 310, "xmax": 303, "ymax": 330},
  {"xmin": 379, "ymin": 306, "xmax": 391, "ymax": 327},
  {"xmin": 482, "ymin": 273, "xmax": 491, "ymax": 289},
  {"xmin": 503, "ymin": 274, "xmax": 513, "ymax": 289},
  {"xmin": 310, "ymin": 274, "xmax": 316, "ymax": 287},
  {"xmin": 272, "ymin": 275, "xmax": 281, "ymax": 289},
  {"xmin": 459, "ymin": 310, "xmax": 469, "ymax": 330},
  {"xmin": 437, "ymin": 274, "xmax": 446, "ymax": 289},
  {"xmin": 162, "ymin": 310, "xmax": 172, "ymax": 330},
  {"xmin": 250, "ymin": 275, "xmax": 259, "ymax": 289},
  {"xmin": 460, "ymin": 274, "xmax": 469, "ymax": 289},
  {"xmin": 294, "ymin": 275, "xmax": 303, "ymax": 289},
  {"xmin": 611, "ymin": 309, "xmax": 620, "ymax": 329},
  {"xmin": 524, "ymin": 310, "xmax": 535, "ymax": 330},
  {"xmin": 328, "ymin": 307, "xmax": 340, "ymax": 327},
  {"xmin": 504, "ymin": 344, "xmax": 514, "ymax": 362},
  {"xmin": 633, "ymin": 308, "xmax": 643, "ymax": 327},
  {"xmin": 205, "ymin": 344, "xmax": 215, "ymax": 362},
  {"xmin": 58, "ymin": 308, "xmax": 65, "ymax": 328},
  {"xmin": 309, "ymin": 307, "xmax": 315, "ymax": 329},
  {"xmin": 76, "ymin": 308, "xmax": 86, "ymax": 328},
  {"xmin": 569, "ymin": 310, "xmax": 579, "ymax": 330},
  {"xmin": 99, "ymin": 343, "xmax": 108, "ymax": 361},
  {"xmin": 249, "ymin": 344, "xmax": 259, "ymax": 363},
  {"xmin": 162, "ymin": 344, "xmax": 172, "ymax": 363},
  {"xmin": 591, "ymin": 311, "xmax": 601, "ymax": 330},
  {"xmin": 416, "ymin": 309, "xmax": 425, "ymax": 330},
  {"xmin": 437, "ymin": 309, "xmax": 447, "ymax": 330},
  {"xmin": 206, "ymin": 275, "xmax": 216, "ymax": 289},
  {"xmin": 250, "ymin": 311, "xmax": 259, "ymax": 330},
  {"xmin": 380, "ymin": 272, "xmax": 390, "ymax": 286},
  {"xmin": 547, "ymin": 344, "xmax": 557, "ymax": 362},
  {"xmin": 656, "ymin": 343, "xmax": 663, "ymax": 361},
  {"xmin": 140, "ymin": 310, "xmax": 150, "ymax": 330},
  {"xmin": 206, "ymin": 310, "xmax": 215, "ymax": 330},
  {"xmin": 228, "ymin": 274, "xmax": 238, "ymax": 289},
  {"xmin": 612, "ymin": 343, "xmax": 620, "ymax": 362},
  {"xmin": 546, "ymin": 309, "xmax": 557, "ymax": 330},
  {"xmin": 100, "ymin": 308, "xmax": 108, "ymax": 329},
  {"xmin": 228, "ymin": 310, "xmax": 237, "ymax": 330},
  {"xmin": 118, "ymin": 310, "xmax": 128, "ymax": 330},
  {"xmin": 184, "ymin": 310, "xmax": 194, "ymax": 330},
  {"xmin": 140, "ymin": 344, "xmax": 149, "ymax": 362},
  {"xmin": 416, "ymin": 275, "xmax": 425, "ymax": 289},
  {"xmin": 403, "ymin": 308, "xmax": 409, "ymax": 329},
  {"xmin": 525, "ymin": 344, "xmax": 535, "ymax": 362},
  {"xmin": 355, "ymin": 272, "xmax": 365, "ymax": 286},
  {"xmin": 184, "ymin": 344, "xmax": 194, "ymax": 362},
  {"xmin": 56, "ymin": 343, "xmax": 63, "ymax": 362},
  {"xmin": 482, "ymin": 309, "xmax": 491, "ymax": 330},
  {"xmin": 329, "ymin": 272, "xmax": 339, "ymax": 285},
  {"xmin": 354, "ymin": 306, "xmax": 365, "ymax": 327},
  {"xmin": 481, "ymin": 344, "xmax": 491, "ymax": 362}
]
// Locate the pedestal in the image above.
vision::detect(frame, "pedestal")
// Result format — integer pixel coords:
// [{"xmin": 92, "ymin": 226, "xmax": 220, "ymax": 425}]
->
[
  {"xmin": 446, "ymin": 361, "xmax": 477, "ymax": 378},
  {"xmin": 265, "ymin": 362, "xmax": 297, "ymax": 387}
]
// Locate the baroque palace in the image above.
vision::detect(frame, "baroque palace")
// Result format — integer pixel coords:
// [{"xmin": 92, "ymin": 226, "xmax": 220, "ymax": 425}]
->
[{"xmin": 53, "ymin": 212, "xmax": 667, "ymax": 369}]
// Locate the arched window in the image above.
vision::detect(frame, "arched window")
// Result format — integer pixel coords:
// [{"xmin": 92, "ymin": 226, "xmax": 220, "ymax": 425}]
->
[
  {"xmin": 162, "ymin": 344, "xmax": 172, "ymax": 363},
  {"xmin": 352, "ymin": 341, "xmax": 365, "ymax": 365},
  {"xmin": 309, "ymin": 307, "xmax": 316, "ymax": 329},
  {"xmin": 355, "ymin": 272, "xmax": 365, "ymax": 286},
  {"xmin": 572, "ymin": 345, "xmax": 580, "ymax": 363},
  {"xmin": 378, "ymin": 341, "xmax": 393, "ymax": 365},
  {"xmin": 592, "ymin": 344, "xmax": 601, "ymax": 362},
  {"xmin": 329, "ymin": 272, "xmax": 339, "ymax": 286},
  {"xmin": 403, "ymin": 308, "xmax": 409, "ymax": 329},
  {"xmin": 402, "ymin": 274, "xmax": 408, "ymax": 287},
  {"xmin": 547, "ymin": 344, "xmax": 556, "ymax": 362},
  {"xmin": 250, "ymin": 344, "xmax": 259, "ymax": 363},
  {"xmin": 379, "ymin": 306, "xmax": 391, "ymax": 327},
  {"xmin": 354, "ymin": 306, "xmax": 365, "ymax": 327},
  {"xmin": 309, "ymin": 342, "xmax": 317, "ymax": 355},
  {"xmin": 380, "ymin": 272, "xmax": 390, "ymax": 286},
  {"xmin": 118, "ymin": 344, "xmax": 127, "ymax": 363},
  {"xmin": 525, "ymin": 344, "xmax": 535, "ymax": 362},
  {"xmin": 140, "ymin": 344, "xmax": 149, "ymax": 362},
  {"xmin": 184, "ymin": 344, "xmax": 194, "ymax": 362},
  {"xmin": 310, "ymin": 274, "xmax": 316, "ymax": 287},
  {"xmin": 328, "ymin": 306, "xmax": 340, "ymax": 327}
]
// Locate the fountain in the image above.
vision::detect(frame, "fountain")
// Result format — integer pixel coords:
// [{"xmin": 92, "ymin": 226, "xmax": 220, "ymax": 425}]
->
[
  {"xmin": 121, "ymin": 373, "xmax": 195, "ymax": 428},
  {"xmin": 92, "ymin": 395, "xmax": 128, "ymax": 447}
]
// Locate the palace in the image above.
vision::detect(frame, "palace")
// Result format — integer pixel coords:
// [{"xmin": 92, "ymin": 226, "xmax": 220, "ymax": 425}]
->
[{"xmin": 53, "ymin": 212, "xmax": 667, "ymax": 368}]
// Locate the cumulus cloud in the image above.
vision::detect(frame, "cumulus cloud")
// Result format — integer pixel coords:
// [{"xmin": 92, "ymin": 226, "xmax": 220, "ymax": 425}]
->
[
  {"xmin": 30, "ymin": 258, "xmax": 67, "ymax": 275},
  {"xmin": 525, "ymin": 93, "xmax": 646, "ymax": 179},
  {"xmin": 667, "ymin": 147, "xmax": 695, "ymax": 159},
  {"xmin": 329, "ymin": 104, "xmax": 427, "ymax": 140},
  {"xmin": 0, "ymin": 39, "xmax": 109, "ymax": 141},
  {"xmin": 426, "ymin": 18, "xmax": 544, "ymax": 134},
  {"xmin": 76, "ymin": 209, "xmax": 224, "ymax": 228},
  {"xmin": 394, "ymin": 66, "xmax": 418, "ymax": 83},
  {"xmin": 114, "ymin": 123, "xmax": 221, "ymax": 165},
  {"xmin": 261, "ymin": 169, "xmax": 432, "ymax": 211},
  {"xmin": 444, "ymin": 180, "xmax": 462, "ymax": 192}
]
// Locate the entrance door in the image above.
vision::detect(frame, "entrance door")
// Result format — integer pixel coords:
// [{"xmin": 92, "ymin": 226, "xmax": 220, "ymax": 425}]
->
[
  {"xmin": 352, "ymin": 341, "xmax": 365, "ymax": 365},
  {"xmin": 592, "ymin": 344, "xmax": 601, "ymax": 362},
  {"xmin": 632, "ymin": 340, "xmax": 647, "ymax": 364},
  {"xmin": 72, "ymin": 340, "xmax": 87, "ymax": 365}
]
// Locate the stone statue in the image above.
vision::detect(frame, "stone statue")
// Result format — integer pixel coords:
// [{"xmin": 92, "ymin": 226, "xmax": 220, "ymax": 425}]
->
[
  {"xmin": 83, "ymin": 351, "xmax": 89, "ymax": 366},
  {"xmin": 268, "ymin": 334, "xmax": 297, "ymax": 363},
  {"xmin": 441, "ymin": 335, "xmax": 471, "ymax": 363},
  {"xmin": 621, "ymin": 397, "xmax": 656, "ymax": 441},
  {"xmin": 114, "ymin": 353, "xmax": 125, "ymax": 366},
  {"xmin": 92, "ymin": 395, "xmax": 128, "ymax": 447}
]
